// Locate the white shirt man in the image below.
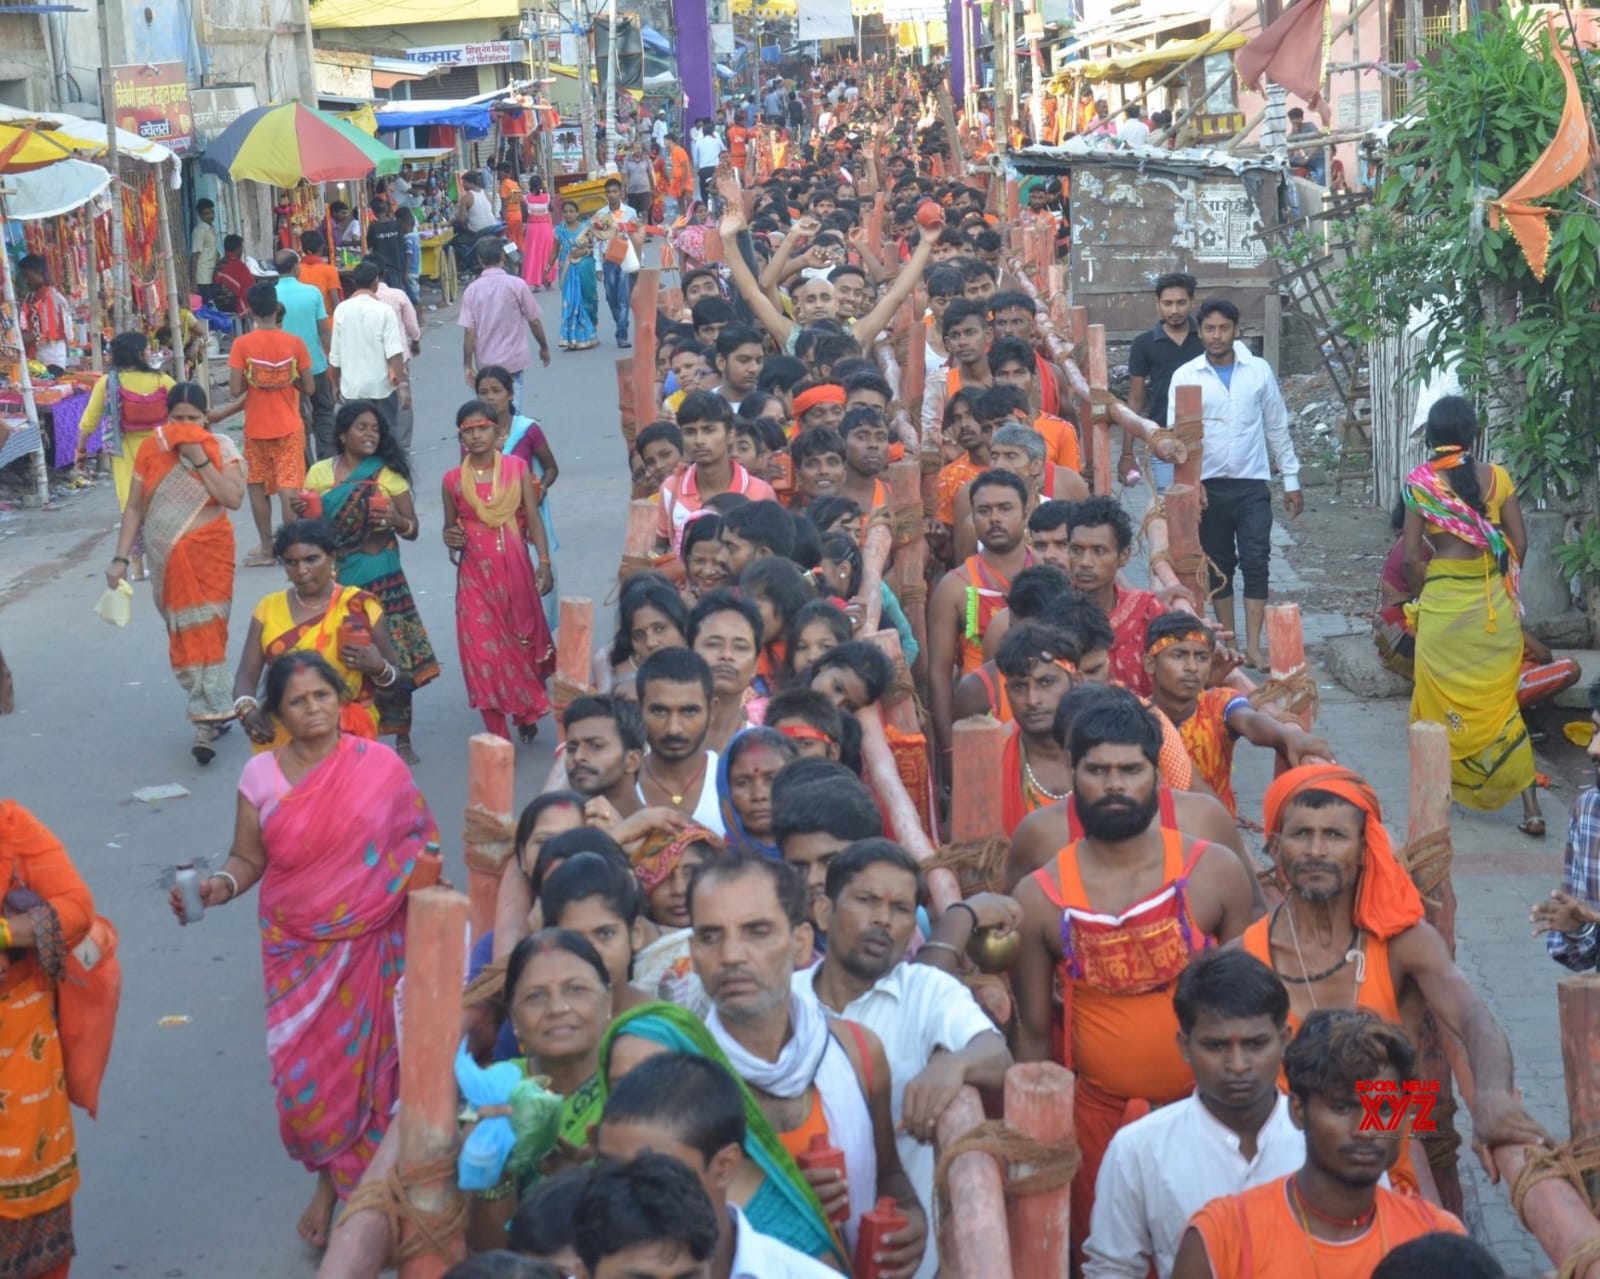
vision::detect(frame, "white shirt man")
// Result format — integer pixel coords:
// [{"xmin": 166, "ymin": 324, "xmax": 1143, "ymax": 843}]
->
[
  {"xmin": 792, "ymin": 960, "xmax": 993, "ymax": 1279},
  {"xmin": 692, "ymin": 127, "xmax": 726, "ymax": 172},
  {"xmin": 1118, "ymin": 113, "xmax": 1152, "ymax": 147},
  {"xmin": 1167, "ymin": 338, "xmax": 1299, "ymax": 492},
  {"xmin": 329, "ymin": 286, "xmax": 405, "ymax": 401},
  {"xmin": 1084, "ymin": 1091, "xmax": 1305, "ymax": 1278}
]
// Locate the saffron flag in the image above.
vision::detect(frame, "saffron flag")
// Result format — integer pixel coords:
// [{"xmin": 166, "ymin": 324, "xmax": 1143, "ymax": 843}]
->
[
  {"xmin": 1235, "ymin": 0, "xmax": 1330, "ymax": 120},
  {"xmin": 1488, "ymin": 17, "xmax": 1598, "ymax": 281}
]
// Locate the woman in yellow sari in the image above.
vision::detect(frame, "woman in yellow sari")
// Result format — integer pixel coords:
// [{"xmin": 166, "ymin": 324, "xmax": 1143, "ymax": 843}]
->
[
  {"xmin": 0, "ymin": 800, "xmax": 95, "ymax": 1279},
  {"xmin": 77, "ymin": 332, "xmax": 176, "ymax": 579},
  {"xmin": 231, "ymin": 518, "xmax": 406, "ymax": 751},
  {"xmin": 1402, "ymin": 395, "xmax": 1543, "ymax": 834}
]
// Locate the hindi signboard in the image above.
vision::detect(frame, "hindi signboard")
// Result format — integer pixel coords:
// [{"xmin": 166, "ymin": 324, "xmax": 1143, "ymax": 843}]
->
[
  {"xmin": 110, "ymin": 62, "xmax": 193, "ymax": 155},
  {"xmin": 405, "ymin": 41, "xmax": 526, "ymax": 67}
]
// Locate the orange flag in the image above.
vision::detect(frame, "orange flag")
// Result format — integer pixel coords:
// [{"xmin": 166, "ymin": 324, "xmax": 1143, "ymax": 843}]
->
[{"xmin": 1488, "ymin": 16, "xmax": 1599, "ymax": 281}]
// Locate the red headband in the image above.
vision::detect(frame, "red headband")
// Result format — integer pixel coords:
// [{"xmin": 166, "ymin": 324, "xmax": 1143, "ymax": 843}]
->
[{"xmin": 775, "ymin": 723, "xmax": 831, "ymax": 743}]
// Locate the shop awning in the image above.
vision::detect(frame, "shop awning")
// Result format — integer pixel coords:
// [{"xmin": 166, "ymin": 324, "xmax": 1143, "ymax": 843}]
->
[
  {"xmin": 0, "ymin": 105, "xmax": 177, "ymax": 170},
  {"xmin": 640, "ymin": 25, "xmax": 673, "ymax": 53},
  {"xmin": 2, "ymin": 157, "xmax": 111, "ymax": 218},
  {"xmin": 1063, "ymin": 29, "xmax": 1247, "ymax": 84},
  {"xmin": 310, "ymin": 0, "xmax": 520, "ymax": 29},
  {"xmin": 374, "ymin": 87, "xmax": 512, "ymax": 138},
  {"xmin": 373, "ymin": 57, "xmax": 441, "ymax": 91}
]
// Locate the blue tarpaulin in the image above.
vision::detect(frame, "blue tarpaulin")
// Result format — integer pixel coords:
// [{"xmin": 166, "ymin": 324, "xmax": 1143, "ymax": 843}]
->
[
  {"xmin": 640, "ymin": 24, "xmax": 673, "ymax": 53},
  {"xmin": 374, "ymin": 101, "xmax": 495, "ymax": 138}
]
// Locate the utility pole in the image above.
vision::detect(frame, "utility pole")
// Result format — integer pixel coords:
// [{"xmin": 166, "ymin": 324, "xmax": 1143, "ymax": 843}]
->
[
  {"xmin": 295, "ymin": 0, "xmax": 320, "ymax": 107},
  {"xmin": 604, "ymin": 0, "xmax": 618, "ymax": 166},
  {"xmin": 575, "ymin": 4, "xmax": 598, "ymax": 174},
  {"xmin": 96, "ymin": 0, "xmax": 130, "ymax": 331}
]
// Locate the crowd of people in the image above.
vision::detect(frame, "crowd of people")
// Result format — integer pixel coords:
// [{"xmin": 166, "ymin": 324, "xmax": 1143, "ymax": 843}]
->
[{"xmin": 7, "ymin": 62, "xmax": 1600, "ymax": 1279}]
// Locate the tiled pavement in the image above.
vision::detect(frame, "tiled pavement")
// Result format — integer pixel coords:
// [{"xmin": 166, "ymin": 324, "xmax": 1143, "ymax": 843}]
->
[{"xmin": 1121, "ymin": 493, "xmax": 1573, "ymax": 1277}]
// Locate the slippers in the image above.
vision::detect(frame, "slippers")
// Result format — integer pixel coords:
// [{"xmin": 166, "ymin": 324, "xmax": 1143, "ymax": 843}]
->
[
  {"xmin": 243, "ymin": 549, "xmax": 276, "ymax": 568},
  {"xmin": 1519, "ymin": 818, "xmax": 1546, "ymax": 838}
]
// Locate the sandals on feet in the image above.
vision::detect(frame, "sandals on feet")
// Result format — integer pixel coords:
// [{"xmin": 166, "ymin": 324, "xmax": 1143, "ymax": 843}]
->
[
  {"xmin": 192, "ymin": 724, "xmax": 218, "ymax": 765},
  {"xmin": 1519, "ymin": 817, "xmax": 1546, "ymax": 838},
  {"xmin": 244, "ymin": 548, "xmax": 276, "ymax": 568}
]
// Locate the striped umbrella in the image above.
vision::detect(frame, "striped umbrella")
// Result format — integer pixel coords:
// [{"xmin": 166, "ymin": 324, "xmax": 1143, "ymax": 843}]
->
[{"xmin": 197, "ymin": 102, "xmax": 401, "ymax": 187}]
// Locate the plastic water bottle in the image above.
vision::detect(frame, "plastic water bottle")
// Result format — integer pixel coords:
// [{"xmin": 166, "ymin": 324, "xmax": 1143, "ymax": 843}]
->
[{"xmin": 175, "ymin": 862, "xmax": 205, "ymax": 924}]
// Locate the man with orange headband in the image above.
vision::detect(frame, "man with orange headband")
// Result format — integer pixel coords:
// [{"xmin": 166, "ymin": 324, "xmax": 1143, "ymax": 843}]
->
[
  {"xmin": 995, "ymin": 622, "xmax": 1080, "ymax": 836},
  {"xmin": 1011, "ymin": 686, "xmax": 1260, "ymax": 1272},
  {"xmin": 1143, "ymin": 614, "xmax": 1330, "ymax": 818},
  {"xmin": 1241, "ymin": 763, "xmax": 1549, "ymax": 1195},
  {"xmin": 792, "ymin": 382, "xmax": 847, "ymax": 436}
]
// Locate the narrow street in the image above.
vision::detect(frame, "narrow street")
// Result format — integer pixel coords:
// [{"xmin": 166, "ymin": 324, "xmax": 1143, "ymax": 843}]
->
[{"xmin": 0, "ymin": 293, "xmax": 630, "ymax": 1276}]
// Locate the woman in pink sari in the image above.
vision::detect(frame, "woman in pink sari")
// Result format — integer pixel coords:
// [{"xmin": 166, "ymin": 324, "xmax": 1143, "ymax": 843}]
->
[
  {"xmin": 169, "ymin": 651, "xmax": 436, "ymax": 1249},
  {"xmin": 442, "ymin": 399, "xmax": 556, "ymax": 742},
  {"xmin": 522, "ymin": 175, "xmax": 556, "ymax": 289}
]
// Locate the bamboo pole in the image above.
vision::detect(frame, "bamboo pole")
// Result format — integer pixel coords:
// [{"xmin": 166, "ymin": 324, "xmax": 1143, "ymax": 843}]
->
[
  {"xmin": 1004, "ymin": 1063, "xmax": 1075, "ymax": 1277},
  {"xmin": 935, "ymin": 1088, "xmax": 1014, "ymax": 1278},
  {"xmin": 857, "ymin": 703, "xmax": 958, "ymax": 911},
  {"xmin": 396, "ymin": 888, "xmax": 470, "ymax": 1278},
  {"xmin": 155, "ymin": 179, "xmax": 186, "ymax": 382},
  {"xmin": 1559, "ymin": 975, "xmax": 1600, "ymax": 1200},
  {"xmin": 465, "ymin": 734, "xmax": 516, "ymax": 945},
  {"xmin": 950, "ymin": 716, "xmax": 1007, "ymax": 841}
]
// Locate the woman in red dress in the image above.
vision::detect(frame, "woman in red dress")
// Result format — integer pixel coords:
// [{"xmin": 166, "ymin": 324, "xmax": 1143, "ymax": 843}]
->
[{"xmin": 441, "ymin": 400, "xmax": 556, "ymax": 742}]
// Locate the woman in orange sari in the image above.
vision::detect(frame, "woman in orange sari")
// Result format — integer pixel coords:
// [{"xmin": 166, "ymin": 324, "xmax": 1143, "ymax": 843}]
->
[
  {"xmin": 232, "ymin": 518, "xmax": 406, "ymax": 752},
  {"xmin": 0, "ymin": 800, "xmax": 95, "ymax": 1279},
  {"xmin": 105, "ymin": 383, "xmax": 246, "ymax": 764}
]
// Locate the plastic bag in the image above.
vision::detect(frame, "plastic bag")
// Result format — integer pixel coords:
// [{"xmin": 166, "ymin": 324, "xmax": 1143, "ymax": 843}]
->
[
  {"xmin": 456, "ymin": 1040, "xmax": 522, "ymax": 1191},
  {"xmin": 94, "ymin": 580, "xmax": 133, "ymax": 627}
]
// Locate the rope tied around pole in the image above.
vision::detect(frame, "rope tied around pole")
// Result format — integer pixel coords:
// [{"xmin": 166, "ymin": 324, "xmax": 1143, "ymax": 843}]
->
[
  {"xmin": 1247, "ymin": 666, "xmax": 1323, "ymax": 726},
  {"xmin": 1397, "ymin": 826, "xmax": 1455, "ymax": 899},
  {"xmin": 1510, "ymin": 1134, "xmax": 1600, "ymax": 1276},
  {"xmin": 889, "ymin": 499, "xmax": 923, "ymax": 548},
  {"xmin": 549, "ymin": 673, "xmax": 591, "ymax": 726},
  {"xmin": 933, "ymin": 1119, "xmax": 1081, "ymax": 1271},
  {"xmin": 342, "ymin": 1149, "xmax": 469, "ymax": 1264},
  {"xmin": 463, "ymin": 802, "xmax": 516, "ymax": 873}
]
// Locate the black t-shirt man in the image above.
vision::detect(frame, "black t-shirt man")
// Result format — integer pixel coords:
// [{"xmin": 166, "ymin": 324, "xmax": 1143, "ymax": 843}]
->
[
  {"xmin": 365, "ymin": 215, "xmax": 406, "ymax": 289},
  {"xmin": 1127, "ymin": 319, "xmax": 1204, "ymax": 427}
]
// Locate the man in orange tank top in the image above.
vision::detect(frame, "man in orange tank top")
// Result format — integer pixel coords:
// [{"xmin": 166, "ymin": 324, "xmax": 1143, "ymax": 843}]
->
[
  {"xmin": 1011, "ymin": 688, "xmax": 1260, "ymax": 1272},
  {"xmin": 1243, "ymin": 765, "xmax": 1549, "ymax": 1195},
  {"xmin": 927, "ymin": 471, "xmax": 1032, "ymax": 787},
  {"xmin": 1172, "ymin": 1009, "xmax": 1465, "ymax": 1278}
]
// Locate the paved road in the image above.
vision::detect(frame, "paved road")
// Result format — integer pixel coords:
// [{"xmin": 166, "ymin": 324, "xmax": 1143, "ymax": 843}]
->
[{"xmin": 0, "ymin": 289, "xmax": 632, "ymax": 1277}]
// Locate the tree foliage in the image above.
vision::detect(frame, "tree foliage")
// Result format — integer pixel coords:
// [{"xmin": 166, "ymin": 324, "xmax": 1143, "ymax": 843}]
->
[{"xmin": 1331, "ymin": 11, "xmax": 1600, "ymax": 508}]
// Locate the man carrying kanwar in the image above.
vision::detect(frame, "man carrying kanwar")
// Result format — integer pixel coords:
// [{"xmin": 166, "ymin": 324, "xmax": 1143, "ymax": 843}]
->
[
  {"xmin": 1240, "ymin": 764, "xmax": 1549, "ymax": 1192},
  {"xmin": 1010, "ymin": 686, "xmax": 1260, "ymax": 1272}
]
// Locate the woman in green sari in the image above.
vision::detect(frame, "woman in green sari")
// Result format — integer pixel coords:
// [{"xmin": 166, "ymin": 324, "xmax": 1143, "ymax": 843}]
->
[
  {"xmin": 467, "ymin": 929, "xmax": 610, "ymax": 1248},
  {"xmin": 299, "ymin": 400, "xmax": 438, "ymax": 763},
  {"xmin": 599, "ymin": 1001, "xmax": 847, "ymax": 1270}
]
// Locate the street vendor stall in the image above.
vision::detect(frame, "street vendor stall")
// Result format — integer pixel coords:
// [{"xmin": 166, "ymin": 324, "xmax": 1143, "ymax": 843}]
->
[
  {"xmin": 200, "ymin": 101, "xmax": 402, "ymax": 272},
  {"xmin": 0, "ymin": 112, "xmax": 180, "ymax": 500}
]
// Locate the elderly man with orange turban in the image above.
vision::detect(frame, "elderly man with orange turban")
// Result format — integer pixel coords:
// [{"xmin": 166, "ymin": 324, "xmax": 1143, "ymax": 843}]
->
[{"xmin": 1242, "ymin": 765, "xmax": 1549, "ymax": 1190}]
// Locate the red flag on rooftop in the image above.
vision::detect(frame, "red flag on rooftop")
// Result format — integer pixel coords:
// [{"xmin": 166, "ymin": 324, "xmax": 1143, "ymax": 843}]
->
[{"xmin": 1235, "ymin": 0, "xmax": 1331, "ymax": 121}]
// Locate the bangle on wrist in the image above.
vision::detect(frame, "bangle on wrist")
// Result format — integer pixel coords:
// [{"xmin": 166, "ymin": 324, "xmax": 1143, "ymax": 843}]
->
[
  {"xmin": 112, "ymin": 556, "xmax": 130, "ymax": 566},
  {"xmin": 234, "ymin": 695, "xmax": 259, "ymax": 717},
  {"xmin": 948, "ymin": 900, "xmax": 979, "ymax": 934},
  {"xmin": 919, "ymin": 940, "xmax": 965, "ymax": 963},
  {"xmin": 211, "ymin": 870, "xmax": 240, "ymax": 901}
]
